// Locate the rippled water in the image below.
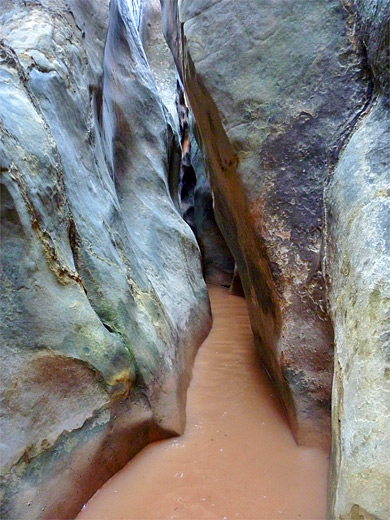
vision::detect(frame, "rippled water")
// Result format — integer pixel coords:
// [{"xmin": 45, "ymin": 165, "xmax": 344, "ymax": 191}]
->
[{"xmin": 77, "ymin": 286, "xmax": 329, "ymax": 520}]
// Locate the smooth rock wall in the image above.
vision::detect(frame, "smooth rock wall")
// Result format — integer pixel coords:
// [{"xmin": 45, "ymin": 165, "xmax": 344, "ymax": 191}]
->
[
  {"xmin": 0, "ymin": 1, "xmax": 210, "ymax": 518},
  {"xmin": 140, "ymin": 3, "xmax": 233, "ymax": 286},
  {"xmin": 326, "ymin": 1, "xmax": 390, "ymax": 518},
  {"xmin": 161, "ymin": 0, "xmax": 370, "ymax": 449}
]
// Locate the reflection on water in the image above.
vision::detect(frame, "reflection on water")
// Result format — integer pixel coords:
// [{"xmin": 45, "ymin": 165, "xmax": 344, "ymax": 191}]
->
[{"xmin": 77, "ymin": 286, "xmax": 328, "ymax": 520}]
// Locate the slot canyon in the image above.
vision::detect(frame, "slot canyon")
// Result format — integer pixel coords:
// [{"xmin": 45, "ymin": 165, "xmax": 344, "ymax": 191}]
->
[{"xmin": 0, "ymin": 1, "xmax": 389, "ymax": 519}]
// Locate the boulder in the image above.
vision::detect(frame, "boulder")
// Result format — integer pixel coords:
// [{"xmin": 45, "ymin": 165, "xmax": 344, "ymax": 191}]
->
[{"xmin": 0, "ymin": 0, "xmax": 210, "ymax": 517}]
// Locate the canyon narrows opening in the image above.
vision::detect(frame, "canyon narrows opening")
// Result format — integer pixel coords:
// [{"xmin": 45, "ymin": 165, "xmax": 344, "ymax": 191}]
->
[{"xmin": 77, "ymin": 286, "xmax": 329, "ymax": 520}]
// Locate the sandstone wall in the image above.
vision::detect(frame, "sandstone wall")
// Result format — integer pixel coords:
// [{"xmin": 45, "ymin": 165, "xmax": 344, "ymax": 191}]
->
[
  {"xmin": 161, "ymin": 0, "xmax": 370, "ymax": 449},
  {"xmin": 161, "ymin": 0, "xmax": 390, "ymax": 515},
  {"xmin": 0, "ymin": 1, "xmax": 210, "ymax": 517},
  {"xmin": 326, "ymin": 1, "xmax": 390, "ymax": 518}
]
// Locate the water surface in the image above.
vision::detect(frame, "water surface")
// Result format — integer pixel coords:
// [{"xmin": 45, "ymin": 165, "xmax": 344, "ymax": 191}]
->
[{"xmin": 77, "ymin": 286, "xmax": 328, "ymax": 520}]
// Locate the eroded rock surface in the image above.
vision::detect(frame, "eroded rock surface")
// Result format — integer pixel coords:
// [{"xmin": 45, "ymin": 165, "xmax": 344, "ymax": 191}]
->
[
  {"xmin": 0, "ymin": 1, "xmax": 210, "ymax": 518},
  {"xmin": 161, "ymin": 0, "xmax": 370, "ymax": 449},
  {"xmin": 326, "ymin": 1, "xmax": 390, "ymax": 518},
  {"xmin": 140, "ymin": 4, "xmax": 233, "ymax": 286},
  {"xmin": 141, "ymin": 0, "xmax": 178, "ymax": 120}
]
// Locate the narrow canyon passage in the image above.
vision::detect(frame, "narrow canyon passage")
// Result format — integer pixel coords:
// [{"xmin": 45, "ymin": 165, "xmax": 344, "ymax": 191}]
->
[{"xmin": 77, "ymin": 287, "xmax": 329, "ymax": 520}]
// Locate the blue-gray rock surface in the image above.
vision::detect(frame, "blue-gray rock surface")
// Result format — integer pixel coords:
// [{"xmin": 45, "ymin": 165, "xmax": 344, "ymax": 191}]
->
[
  {"xmin": 0, "ymin": 1, "xmax": 210, "ymax": 517},
  {"xmin": 326, "ymin": 1, "xmax": 390, "ymax": 518}
]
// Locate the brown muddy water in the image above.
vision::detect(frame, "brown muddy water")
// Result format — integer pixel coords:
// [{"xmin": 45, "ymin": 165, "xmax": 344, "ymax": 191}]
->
[{"xmin": 77, "ymin": 286, "xmax": 329, "ymax": 520}]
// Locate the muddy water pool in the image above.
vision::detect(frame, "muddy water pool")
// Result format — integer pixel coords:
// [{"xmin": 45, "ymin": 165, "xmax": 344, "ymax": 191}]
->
[{"xmin": 77, "ymin": 286, "xmax": 329, "ymax": 520}]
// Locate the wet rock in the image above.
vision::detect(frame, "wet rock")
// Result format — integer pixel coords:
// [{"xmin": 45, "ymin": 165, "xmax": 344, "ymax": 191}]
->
[
  {"xmin": 161, "ymin": 0, "xmax": 370, "ymax": 448},
  {"xmin": 140, "ymin": 0, "xmax": 183, "ymax": 210},
  {"xmin": 0, "ymin": 0, "xmax": 210, "ymax": 518},
  {"xmin": 141, "ymin": 6, "xmax": 233, "ymax": 286},
  {"xmin": 326, "ymin": 1, "xmax": 390, "ymax": 517}
]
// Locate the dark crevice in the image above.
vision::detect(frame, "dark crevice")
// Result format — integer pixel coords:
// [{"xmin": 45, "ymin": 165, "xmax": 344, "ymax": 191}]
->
[
  {"xmin": 174, "ymin": 81, "xmax": 235, "ymax": 286},
  {"xmin": 67, "ymin": 218, "xmax": 87, "ymax": 294},
  {"xmin": 102, "ymin": 322, "xmax": 116, "ymax": 334}
]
